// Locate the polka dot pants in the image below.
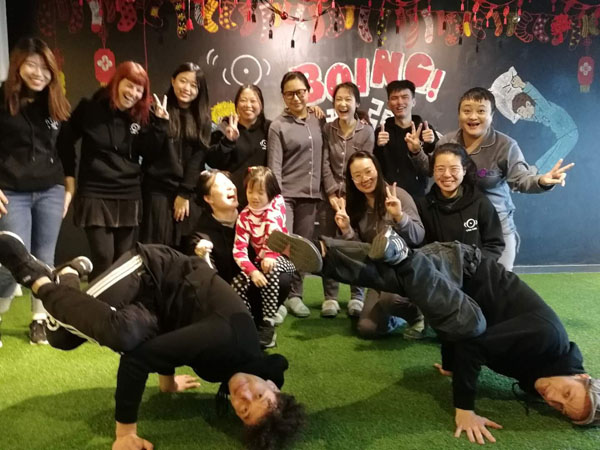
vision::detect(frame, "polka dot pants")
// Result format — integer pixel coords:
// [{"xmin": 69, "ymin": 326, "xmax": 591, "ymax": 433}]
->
[{"xmin": 231, "ymin": 256, "xmax": 296, "ymax": 319}]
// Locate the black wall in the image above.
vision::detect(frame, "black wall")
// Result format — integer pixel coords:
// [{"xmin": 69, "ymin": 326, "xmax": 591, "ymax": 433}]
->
[{"xmin": 7, "ymin": 1, "xmax": 600, "ymax": 265}]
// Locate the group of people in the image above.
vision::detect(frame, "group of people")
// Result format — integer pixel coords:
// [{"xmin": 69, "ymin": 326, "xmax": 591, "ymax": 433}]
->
[{"xmin": 0, "ymin": 36, "xmax": 594, "ymax": 450}]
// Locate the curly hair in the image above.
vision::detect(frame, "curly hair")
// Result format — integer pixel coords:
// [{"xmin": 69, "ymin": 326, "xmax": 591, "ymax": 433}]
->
[{"xmin": 244, "ymin": 393, "xmax": 306, "ymax": 450}]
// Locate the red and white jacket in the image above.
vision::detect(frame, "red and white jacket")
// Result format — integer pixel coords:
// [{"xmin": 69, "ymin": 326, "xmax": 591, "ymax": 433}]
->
[{"xmin": 233, "ymin": 194, "xmax": 288, "ymax": 275}]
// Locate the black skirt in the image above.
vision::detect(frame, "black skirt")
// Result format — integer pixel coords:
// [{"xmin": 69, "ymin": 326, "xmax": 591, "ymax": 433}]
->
[{"xmin": 74, "ymin": 196, "xmax": 141, "ymax": 228}]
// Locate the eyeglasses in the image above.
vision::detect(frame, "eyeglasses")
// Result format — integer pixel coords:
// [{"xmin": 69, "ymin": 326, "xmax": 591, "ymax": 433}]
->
[
  {"xmin": 351, "ymin": 168, "xmax": 376, "ymax": 183},
  {"xmin": 434, "ymin": 166, "xmax": 463, "ymax": 176},
  {"xmin": 283, "ymin": 89, "xmax": 308, "ymax": 100}
]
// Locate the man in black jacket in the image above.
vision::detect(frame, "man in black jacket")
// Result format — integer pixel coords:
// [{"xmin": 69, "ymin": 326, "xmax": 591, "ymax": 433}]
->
[
  {"xmin": 374, "ymin": 80, "xmax": 439, "ymax": 198},
  {"xmin": 268, "ymin": 229, "xmax": 600, "ymax": 444},
  {"xmin": 0, "ymin": 231, "xmax": 304, "ymax": 450}
]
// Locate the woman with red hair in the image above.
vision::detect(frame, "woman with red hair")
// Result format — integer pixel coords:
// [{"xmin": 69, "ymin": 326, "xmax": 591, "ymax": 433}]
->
[
  {"xmin": 0, "ymin": 37, "xmax": 71, "ymax": 346},
  {"xmin": 59, "ymin": 61, "xmax": 152, "ymax": 280}
]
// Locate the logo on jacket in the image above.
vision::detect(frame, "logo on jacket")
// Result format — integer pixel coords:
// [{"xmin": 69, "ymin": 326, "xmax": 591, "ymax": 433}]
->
[
  {"xmin": 45, "ymin": 118, "xmax": 59, "ymax": 130},
  {"xmin": 464, "ymin": 218, "xmax": 478, "ymax": 232},
  {"xmin": 260, "ymin": 139, "xmax": 267, "ymax": 151},
  {"xmin": 130, "ymin": 123, "xmax": 141, "ymax": 135}
]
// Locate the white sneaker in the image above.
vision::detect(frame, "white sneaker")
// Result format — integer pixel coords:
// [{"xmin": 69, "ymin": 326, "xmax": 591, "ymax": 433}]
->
[
  {"xmin": 284, "ymin": 296, "xmax": 310, "ymax": 318},
  {"xmin": 347, "ymin": 299, "xmax": 364, "ymax": 317},
  {"xmin": 321, "ymin": 299, "xmax": 340, "ymax": 318},
  {"xmin": 273, "ymin": 304, "xmax": 288, "ymax": 325}
]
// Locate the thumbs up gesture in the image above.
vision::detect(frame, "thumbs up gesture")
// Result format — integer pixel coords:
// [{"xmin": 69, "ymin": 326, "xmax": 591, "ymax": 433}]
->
[
  {"xmin": 377, "ymin": 122, "xmax": 390, "ymax": 146},
  {"xmin": 421, "ymin": 121, "xmax": 434, "ymax": 144}
]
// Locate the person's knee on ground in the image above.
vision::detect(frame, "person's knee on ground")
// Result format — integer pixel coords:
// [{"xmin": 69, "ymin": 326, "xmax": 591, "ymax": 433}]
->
[{"xmin": 356, "ymin": 317, "xmax": 382, "ymax": 339}]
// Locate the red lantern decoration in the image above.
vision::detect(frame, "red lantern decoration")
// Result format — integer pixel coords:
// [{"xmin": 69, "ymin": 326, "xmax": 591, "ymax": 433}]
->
[
  {"xmin": 578, "ymin": 56, "xmax": 594, "ymax": 93},
  {"xmin": 94, "ymin": 48, "xmax": 116, "ymax": 86}
]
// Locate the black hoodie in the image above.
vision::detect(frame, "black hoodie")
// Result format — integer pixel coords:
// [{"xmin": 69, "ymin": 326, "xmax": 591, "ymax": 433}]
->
[
  {"xmin": 374, "ymin": 114, "xmax": 438, "ymax": 198},
  {"xmin": 58, "ymin": 91, "xmax": 147, "ymax": 199},
  {"xmin": 0, "ymin": 87, "xmax": 64, "ymax": 191},
  {"xmin": 417, "ymin": 184, "xmax": 505, "ymax": 260}
]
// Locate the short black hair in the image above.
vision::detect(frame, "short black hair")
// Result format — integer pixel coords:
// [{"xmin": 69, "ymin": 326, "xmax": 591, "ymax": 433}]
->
[
  {"xmin": 386, "ymin": 80, "xmax": 416, "ymax": 98},
  {"xmin": 244, "ymin": 166, "xmax": 281, "ymax": 202},
  {"xmin": 244, "ymin": 393, "xmax": 306, "ymax": 450},
  {"xmin": 430, "ymin": 143, "xmax": 478, "ymax": 186},
  {"xmin": 459, "ymin": 87, "xmax": 496, "ymax": 113},
  {"xmin": 280, "ymin": 71, "xmax": 310, "ymax": 93},
  {"xmin": 333, "ymin": 81, "xmax": 360, "ymax": 104},
  {"xmin": 195, "ymin": 169, "xmax": 233, "ymax": 209}
]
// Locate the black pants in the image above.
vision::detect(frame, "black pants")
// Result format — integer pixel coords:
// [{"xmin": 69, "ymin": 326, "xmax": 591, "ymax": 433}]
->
[
  {"xmin": 320, "ymin": 237, "xmax": 487, "ymax": 342},
  {"xmin": 40, "ymin": 245, "xmax": 252, "ymax": 353},
  {"xmin": 85, "ymin": 226, "xmax": 137, "ymax": 280}
]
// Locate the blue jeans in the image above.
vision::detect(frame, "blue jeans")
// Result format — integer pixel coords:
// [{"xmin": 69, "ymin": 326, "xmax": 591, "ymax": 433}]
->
[{"xmin": 0, "ymin": 185, "xmax": 64, "ymax": 316}]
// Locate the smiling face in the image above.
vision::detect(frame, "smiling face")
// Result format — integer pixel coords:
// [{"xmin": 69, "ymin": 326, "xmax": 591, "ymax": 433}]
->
[
  {"xmin": 246, "ymin": 180, "xmax": 270, "ymax": 210},
  {"xmin": 236, "ymin": 88, "xmax": 262, "ymax": 126},
  {"xmin": 350, "ymin": 157, "xmax": 378, "ymax": 196},
  {"xmin": 282, "ymin": 78, "xmax": 309, "ymax": 117},
  {"xmin": 19, "ymin": 53, "xmax": 51, "ymax": 92},
  {"xmin": 204, "ymin": 172, "xmax": 239, "ymax": 212},
  {"xmin": 387, "ymin": 88, "xmax": 415, "ymax": 122},
  {"xmin": 535, "ymin": 374, "xmax": 591, "ymax": 422},
  {"xmin": 458, "ymin": 98, "xmax": 493, "ymax": 141},
  {"xmin": 334, "ymin": 86, "xmax": 358, "ymax": 122},
  {"xmin": 229, "ymin": 373, "xmax": 279, "ymax": 425},
  {"xmin": 433, "ymin": 152, "xmax": 466, "ymax": 199},
  {"xmin": 115, "ymin": 78, "xmax": 145, "ymax": 111},
  {"xmin": 171, "ymin": 70, "xmax": 199, "ymax": 108}
]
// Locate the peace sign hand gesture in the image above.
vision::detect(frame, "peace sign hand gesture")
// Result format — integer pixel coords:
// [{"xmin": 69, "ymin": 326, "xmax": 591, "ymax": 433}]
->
[
  {"xmin": 539, "ymin": 159, "xmax": 575, "ymax": 187},
  {"xmin": 385, "ymin": 183, "xmax": 403, "ymax": 222},
  {"xmin": 332, "ymin": 197, "xmax": 351, "ymax": 234},
  {"xmin": 219, "ymin": 114, "xmax": 240, "ymax": 142},
  {"xmin": 152, "ymin": 94, "xmax": 169, "ymax": 120},
  {"xmin": 404, "ymin": 121, "xmax": 424, "ymax": 154}
]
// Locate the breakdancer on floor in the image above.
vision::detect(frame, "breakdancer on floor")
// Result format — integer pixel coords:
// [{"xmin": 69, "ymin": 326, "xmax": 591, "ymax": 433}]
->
[
  {"xmin": 267, "ymin": 229, "xmax": 599, "ymax": 444},
  {"xmin": 0, "ymin": 231, "xmax": 306, "ymax": 450}
]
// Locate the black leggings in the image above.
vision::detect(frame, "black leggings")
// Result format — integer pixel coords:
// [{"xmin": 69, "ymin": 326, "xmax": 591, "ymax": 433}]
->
[{"xmin": 85, "ymin": 226, "xmax": 137, "ymax": 280}]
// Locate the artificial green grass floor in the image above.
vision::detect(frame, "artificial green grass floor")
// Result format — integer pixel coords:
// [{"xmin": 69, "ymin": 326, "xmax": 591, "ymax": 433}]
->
[{"xmin": 0, "ymin": 274, "xmax": 599, "ymax": 450}]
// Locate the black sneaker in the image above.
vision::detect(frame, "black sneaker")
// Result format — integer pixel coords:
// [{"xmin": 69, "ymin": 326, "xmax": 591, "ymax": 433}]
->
[
  {"xmin": 54, "ymin": 256, "xmax": 94, "ymax": 279},
  {"xmin": 258, "ymin": 321, "xmax": 277, "ymax": 349},
  {"xmin": 368, "ymin": 227, "xmax": 409, "ymax": 265},
  {"xmin": 267, "ymin": 231, "xmax": 323, "ymax": 273},
  {"xmin": 0, "ymin": 231, "xmax": 54, "ymax": 288},
  {"xmin": 29, "ymin": 319, "xmax": 49, "ymax": 345}
]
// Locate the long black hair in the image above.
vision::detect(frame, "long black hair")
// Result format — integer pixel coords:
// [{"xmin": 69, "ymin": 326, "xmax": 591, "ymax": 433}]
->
[
  {"xmin": 345, "ymin": 151, "xmax": 388, "ymax": 229},
  {"xmin": 166, "ymin": 62, "xmax": 211, "ymax": 147},
  {"xmin": 234, "ymin": 84, "xmax": 269, "ymax": 133},
  {"xmin": 429, "ymin": 143, "xmax": 477, "ymax": 187}
]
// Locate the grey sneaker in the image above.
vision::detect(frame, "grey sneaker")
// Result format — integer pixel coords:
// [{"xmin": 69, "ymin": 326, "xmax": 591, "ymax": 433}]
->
[
  {"xmin": 257, "ymin": 320, "xmax": 277, "ymax": 349},
  {"xmin": 284, "ymin": 296, "xmax": 310, "ymax": 318},
  {"xmin": 267, "ymin": 231, "xmax": 323, "ymax": 273},
  {"xmin": 55, "ymin": 256, "xmax": 93, "ymax": 279},
  {"xmin": 321, "ymin": 299, "xmax": 340, "ymax": 318},
  {"xmin": 347, "ymin": 299, "xmax": 364, "ymax": 317},
  {"xmin": 369, "ymin": 227, "xmax": 409, "ymax": 265},
  {"xmin": 29, "ymin": 320, "xmax": 49, "ymax": 345},
  {"xmin": 273, "ymin": 304, "xmax": 287, "ymax": 326}
]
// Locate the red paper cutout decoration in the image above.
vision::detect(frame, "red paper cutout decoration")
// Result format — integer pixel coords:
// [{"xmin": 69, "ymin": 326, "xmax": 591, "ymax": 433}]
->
[
  {"xmin": 94, "ymin": 48, "xmax": 116, "ymax": 86},
  {"xmin": 578, "ymin": 56, "xmax": 594, "ymax": 92}
]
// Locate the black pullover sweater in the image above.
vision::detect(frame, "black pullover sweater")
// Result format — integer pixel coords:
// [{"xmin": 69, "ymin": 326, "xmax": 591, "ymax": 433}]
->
[
  {"xmin": 0, "ymin": 88, "xmax": 64, "ymax": 191},
  {"xmin": 443, "ymin": 257, "xmax": 586, "ymax": 411},
  {"xmin": 417, "ymin": 184, "xmax": 505, "ymax": 260},
  {"xmin": 141, "ymin": 114, "xmax": 207, "ymax": 199},
  {"xmin": 374, "ymin": 114, "xmax": 438, "ymax": 198},
  {"xmin": 58, "ymin": 92, "xmax": 147, "ymax": 200}
]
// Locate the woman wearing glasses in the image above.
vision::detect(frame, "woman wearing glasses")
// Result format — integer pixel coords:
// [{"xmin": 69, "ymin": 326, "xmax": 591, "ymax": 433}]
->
[
  {"xmin": 417, "ymin": 143, "xmax": 505, "ymax": 260},
  {"xmin": 267, "ymin": 71, "xmax": 324, "ymax": 318},
  {"xmin": 332, "ymin": 151, "xmax": 425, "ymax": 339}
]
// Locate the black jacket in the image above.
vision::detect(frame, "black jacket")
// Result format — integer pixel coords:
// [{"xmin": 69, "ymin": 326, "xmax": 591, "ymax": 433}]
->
[
  {"xmin": 0, "ymin": 87, "xmax": 64, "ymax": 191},
  {"xmin": 417, "ymin": 184, "xmax": 505, "ymax": 260},
  {"xmin": 206, "ymin": 118, "xmax": 270, "ymax": 206},
  {"xmin": 58, "ymin": 92, "xmax": 147, "ymax": 199},
  {"xmin": 141, "ymin": 114, "xmax": 207, "ymax": 198},
  {"xmin": 443, "ymin": 257, "xmax": 586, "ymax": 410},
  {"xmin": 374, "ymin": 115, "xmax": 438, "ymax": 198}
]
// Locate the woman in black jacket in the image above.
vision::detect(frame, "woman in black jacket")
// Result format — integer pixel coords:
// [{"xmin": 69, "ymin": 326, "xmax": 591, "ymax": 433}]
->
[
  {"xmin": 206, "ymin": 84, "xmax": 270, "ymax": 207},
  {"xmin": 59, "ymin": 61, "xmax": 152, "ymax": 280},
  {"xmin": 0, "ymin": 37, "xmax": 70, "ymax": 345},
  {"xmin": 140, "ymin": 62, "xmax": 211, "ymax": 247},
  {"xmin": 417, "ymin": 143, "xmax": 505, "ymax": 260}
]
